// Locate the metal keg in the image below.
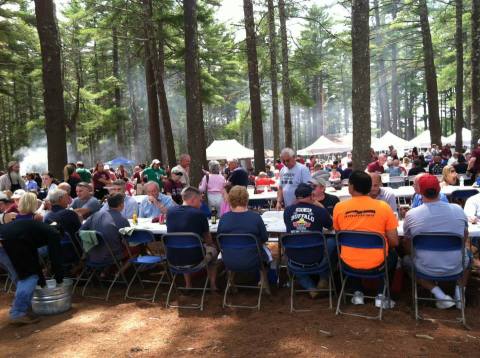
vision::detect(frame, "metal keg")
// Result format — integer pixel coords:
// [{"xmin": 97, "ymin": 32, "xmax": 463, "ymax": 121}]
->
[{"xmin": 32, "ymin": 278, "xmax": 73, "ymax": 315}]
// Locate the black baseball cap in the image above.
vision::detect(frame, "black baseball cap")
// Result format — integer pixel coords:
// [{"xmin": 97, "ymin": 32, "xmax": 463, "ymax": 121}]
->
[{"xmin": 295, "ymin": 183, "xmax": 313, "ymax": 198}]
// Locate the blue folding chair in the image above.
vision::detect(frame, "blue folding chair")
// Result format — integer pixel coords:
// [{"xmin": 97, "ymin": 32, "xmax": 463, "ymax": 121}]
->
[
  {"xmin": 123, "ymin": 230, "xmax": 168, "ymax": 302},
  {"xmin": 281, "ymin": 232, "xmax": 336, "ymax": 312},
  {"xmin": 161, "ymin": 233, "xmax": 210, "ymax": 311},
  {"xmin": 217, "ymin": 233, "xmax": 267, "ymax": 310},
  {"xmin": 335, "ymin": 231, "xmax": 391, "ymax": 320},
  {"xmin": 450, "ymin": 189, "xmax": 478, "ymax": 203},
  {"xmin": 411, "ymin": 233, "xmax": 467, "ymax": 327},
  {"xmin": 73, "ymin": 231, "xmax": 128, "ymax": 301}
]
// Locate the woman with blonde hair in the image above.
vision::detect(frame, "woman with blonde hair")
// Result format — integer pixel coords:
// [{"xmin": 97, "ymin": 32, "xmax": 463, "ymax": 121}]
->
[
  {"xmin": 440, "ymin": 165, "xmax": 458, "ymax": 187},
  {"xmin": 16, "ymin": 192, "xmax": 42, "ymax": 221},
  {"xmin": 217, "ymin": 185, "xmax": 272, "ymax": 294}
]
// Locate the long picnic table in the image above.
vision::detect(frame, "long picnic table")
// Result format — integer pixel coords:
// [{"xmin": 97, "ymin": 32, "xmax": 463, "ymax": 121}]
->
[{"xmin": 126, "ymin": 212, "xmax": 480, "ymax": 237}]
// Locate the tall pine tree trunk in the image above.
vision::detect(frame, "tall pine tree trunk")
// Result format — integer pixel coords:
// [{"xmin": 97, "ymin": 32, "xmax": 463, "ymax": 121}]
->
[
  {"xmin": 279, "ymin": 0, "xmax": 292, "ymax": 148},
  {"xmin": 184, "ymin": 0, "xmax": 207, "ymax": 186},
  {"xmin": 144, "ymin": 44, "xmax": 162, "ymax": 160},
  {"xmin": 455, "ymin": 0, "xmax": 464, "ymax": 149},
  {"xmin": 243, "ymin": 0, "xmax": 266, "ymax": 173},
  {"xmin": 142, "ymin": 0, "xmax": 176, "ymax": 167},
  {"xmin": 472, "ymin": 0, "xmax": 480, "ymax": 148},
  {"xmin": 351, "ymin": 0, "xmax": 371, "ymax": 170},
  {"xmin": 34, "ymin": 0, "xmax": 68, "ymax": 178},
  {"xmin": 113, "ymin": 27, "xmax": 126, "ymax": 155},
  {"xmin": 267, "ymin": 0, "xmax": 280, "ymax": 159},
  {"xmin": 418, "ymin": 0, "xmax": 442, "ymax": 146},
  {"xmin": 373, "ymin": 0, "xmax": 390, "ymax": 134},
  {"xmin": 391, "ymin": 0, "xmax": 399, "ymax": 135}
]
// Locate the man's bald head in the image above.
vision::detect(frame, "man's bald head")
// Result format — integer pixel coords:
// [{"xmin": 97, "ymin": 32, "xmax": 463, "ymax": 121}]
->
[
  {"xmin": 413, "ymin": 173, "xmax": 427, "ymax": 194},
  {"xmin": 368, "ymin": 172, "xmax": 381, "ymax": 197}
]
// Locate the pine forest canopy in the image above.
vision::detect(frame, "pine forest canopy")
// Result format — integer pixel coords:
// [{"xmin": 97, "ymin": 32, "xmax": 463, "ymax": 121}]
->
[{"xmin": 0, "ymin": 0, "xmax": 479, "ymax": 179}]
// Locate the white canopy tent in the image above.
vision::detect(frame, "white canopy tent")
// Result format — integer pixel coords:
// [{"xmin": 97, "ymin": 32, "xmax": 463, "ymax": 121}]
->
[
  {"xmin": 297, "ymin": 135, "xmax": 351, "ymax": 155},
  {"xmin": 371, "ymin": 131, "xmax": 412, "ymax": 152},
  {"xmin": 444, "ymin": 128, "xmax": 471, "ymax": 147},
  {"xmin": 408, "ymin": 130, "xmax": 448, "ymax": 148},
  {"xmin": 206, "ymin": 139, "xmax": 254, "ymax": 160}
]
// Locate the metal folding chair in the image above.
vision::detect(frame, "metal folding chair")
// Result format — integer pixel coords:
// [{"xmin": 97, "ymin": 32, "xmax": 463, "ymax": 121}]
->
[
  {"xmin": 388, "ymin": 176, "xmax": 406, "ymax": 189},
  {"xmin": 161, "ymin": 233, "xmax": 210, "ymax": 311},
  {"xmin": 123, "ymin": 229, "xmax": 168, "ymax": 302},
  {"xmin": 411, "ymin": 233, "xmax": 467, "ymax": 327},
  {"xmin": 217, "ymin": 233, "xmax": 267, "ymax": 310},
  {"xmin": 450, "ymin": 189, "xmax": 479, "ymax": 203},
  {"xmin": 281, "ymin": 232, "xmax": 336, "ymax": 312},
  {"xmin": 73, "ymin": 231, "xmax": 128, "ymax": 301},
  {"xmin": 335, "ymin": 231, "xmax": 391, "ymax": 320}
]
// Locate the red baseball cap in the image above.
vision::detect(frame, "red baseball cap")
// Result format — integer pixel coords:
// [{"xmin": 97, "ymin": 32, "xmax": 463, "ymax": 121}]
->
[{"xmin": 418, "ymin": 174, "xmax": 440, "ymax": 197}]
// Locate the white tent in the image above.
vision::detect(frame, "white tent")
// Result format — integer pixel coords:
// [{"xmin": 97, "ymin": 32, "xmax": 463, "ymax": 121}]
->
[
  {"xmin": 371, "ymin": 131, "xmax": 412, "ymax": 151},
  {"xmin": 408, "ymin": 130, "xmax": 448, "ymax": 148},
  {"xmin": 206, "ymin": 139, "xmax": 254, "ymax": 160},
  {"xmin": 298, "ymin": 135, "xmax": 351, "ymax": 155},
  {"xmin": 331, "ymin": 132, "xmax": 353, "ymax": 148},
  {"xmin": 444, "ymin": 128, "xmax": 471, "ymax": 147}
]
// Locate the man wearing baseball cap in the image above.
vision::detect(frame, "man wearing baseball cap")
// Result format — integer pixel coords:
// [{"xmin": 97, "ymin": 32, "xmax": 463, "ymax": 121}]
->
[
  {"xmin": 403, "ymin": 174, "xmax": 470, "ymax": 309},
  {"xmin": 142, "ymin": 159, "xmax": 166, "ymax": 190},
  {"xmin": 309, "ymin": 178, "xmax": 339, "ymax": 216},
  {"xmin": 0, "ymin": 192, "xmax": 16, "ymax": 225},
  {"xmin": 283, "ymin": 183, "xmax": 334, "ymax": 297}
]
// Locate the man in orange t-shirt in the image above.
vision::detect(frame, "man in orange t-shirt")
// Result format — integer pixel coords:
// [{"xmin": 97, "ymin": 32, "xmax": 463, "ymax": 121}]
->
[{"xmin": 333, "ymin": 170, "xmax": 399, "ymax": 307}]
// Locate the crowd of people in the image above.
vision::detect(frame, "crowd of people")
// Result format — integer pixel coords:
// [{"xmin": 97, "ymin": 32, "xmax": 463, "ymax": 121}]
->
[{"xmin": 1, "ymin": 139, "xmax": 480, "ymax": 325}]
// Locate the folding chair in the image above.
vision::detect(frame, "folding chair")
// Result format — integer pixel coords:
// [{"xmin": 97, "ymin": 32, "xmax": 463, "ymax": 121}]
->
[
  {"xmin": 123, "ymin": 229, "xmax": 168, "ymax": 302},
  {"xmin": 335, "ymin": 231, "xmax": 391, "ymax": 320},
  {"xmin": 73, "ymin": 231, "xmax": 128, "ymax": 301},
  {"xmin": 161, "ymin": 233, "xmax": 210, "ymax": 311},
  {"xmin": 60, "ymin": 232, "xmax": 82, "ymax": 277},
  {"xmin": 281, "ymin": 232, "xmax": 336, "ymax": 312},
  {"xmin": 217, "ymin": 233, "xmax": 267, "ymax": 310},
  {"xmin": 388, "ymin": 176, "xmax": 406, "ymax": 189},
  {"xmin": 450, "ymin": 189, "xmax": 478, "ymax": 202},
  {"xmin": 411, "ymin": 233, "xmax": 467, "ymax": 327}
]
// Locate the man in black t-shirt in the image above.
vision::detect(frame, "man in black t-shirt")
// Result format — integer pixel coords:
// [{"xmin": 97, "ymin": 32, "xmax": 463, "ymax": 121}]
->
[
  {"xmin": 309, "ymin": 178, "xmax": 339, "ymax": 217},
  {"xmin": 283, "ymin": 183, "xmax": 336, "ymax": 296},
  {"xmin": 408, "ymin": 159, "xmax": 426, "ymax": 176},
  {"xmin": 226, "ymin": 159, "xmax": 249, "ymax": 187},
  {"xmin": 166, "ymin": 187, "xmax": 218, "ymax": 290}
]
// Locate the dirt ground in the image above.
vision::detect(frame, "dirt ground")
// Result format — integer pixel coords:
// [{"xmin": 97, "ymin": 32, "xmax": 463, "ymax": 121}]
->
[{"xmin": 1, "ymin": 272, "xmax": 480, "ymax": 358}]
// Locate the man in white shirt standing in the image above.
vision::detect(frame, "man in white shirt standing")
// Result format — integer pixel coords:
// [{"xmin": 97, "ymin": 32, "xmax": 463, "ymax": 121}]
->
[{"xmin": 276, "ymin": 148, "xmax": 311, "ymax": 209}]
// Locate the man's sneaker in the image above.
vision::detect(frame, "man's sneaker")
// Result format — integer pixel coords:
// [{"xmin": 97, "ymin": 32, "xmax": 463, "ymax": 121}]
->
[
  {"xmin": 375, "ymin": 294, "xmax": 396, "ymax": 309},
  {"xmin": 435, "ymin": 295, "xmax": 456, "ymax": 309},
  {"xmin": 351, "ymin": 291, "xmax": 365, "ymax": 305},
  {"xmin": 9, "ymin": 314, "xmax": 40, "ymax": 326},
  {"xmin": 317, "ymin": 279, "xmax": 329, "ymax": 290}
]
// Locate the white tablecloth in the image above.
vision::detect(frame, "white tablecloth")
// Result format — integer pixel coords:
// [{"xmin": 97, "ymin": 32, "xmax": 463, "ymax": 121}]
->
[{"xmin": 127, "ymin": 212, "xmax": 480, "ymax": 237}]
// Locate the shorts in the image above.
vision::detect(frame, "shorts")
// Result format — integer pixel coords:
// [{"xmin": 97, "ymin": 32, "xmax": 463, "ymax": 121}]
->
[{"xmin": 204, "ymin": 245, "xmax": 218, "ymax": 265}]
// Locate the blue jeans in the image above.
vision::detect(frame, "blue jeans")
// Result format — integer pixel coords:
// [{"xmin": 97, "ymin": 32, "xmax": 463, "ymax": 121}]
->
[
  {"xmin": 0, "ymin": 247, "xmax": 17, "ymax": 282},
  {"xmin": 10, "ymin": 274, "xmax": 39, "ymax": 319},
  {"xmin": 296, "ymin": 239, "xmax": 337, "ymax": 290}
]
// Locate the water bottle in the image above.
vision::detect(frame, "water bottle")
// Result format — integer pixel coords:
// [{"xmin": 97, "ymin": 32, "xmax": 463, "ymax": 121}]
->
[
  {"xmin": 211, "ymin": 207, "xmax": 217, "ymax": 224},
  {"xmin": 460, "ymin": 176, "xmax": 464, "ymax": 187}
]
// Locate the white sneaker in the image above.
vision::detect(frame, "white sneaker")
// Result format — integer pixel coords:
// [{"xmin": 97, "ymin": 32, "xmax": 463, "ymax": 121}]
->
[
  {"xmin": 435, "ymin": 295, "xmax": 456, "ymax": 309},
  {"xmin": 375, "ymin": 294, "xmax": 396, "ymax": 309},
  {"xmin": 351, "ymin": 291, "xmax": 365, "ymax": 305}
]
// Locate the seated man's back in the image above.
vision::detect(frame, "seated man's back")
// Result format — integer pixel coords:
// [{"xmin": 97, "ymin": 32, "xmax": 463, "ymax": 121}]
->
[
  {"xmin": 80, "ymin": 194, "xmax": 129, "ymax": 263},
  {"xmin": 284, "ymin": 183, "xmax": 332, "ymax": 233},
  {"xmin": 166, "ymin": 205, "xmax": 208, "ymax": 237},
  {"xmin": 404, "ymin": 199, "xmax": 467, "ymax": 276},
  {"xmin": 333, "ymin": 179, "xmax": 397, "ymax": 270}
]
